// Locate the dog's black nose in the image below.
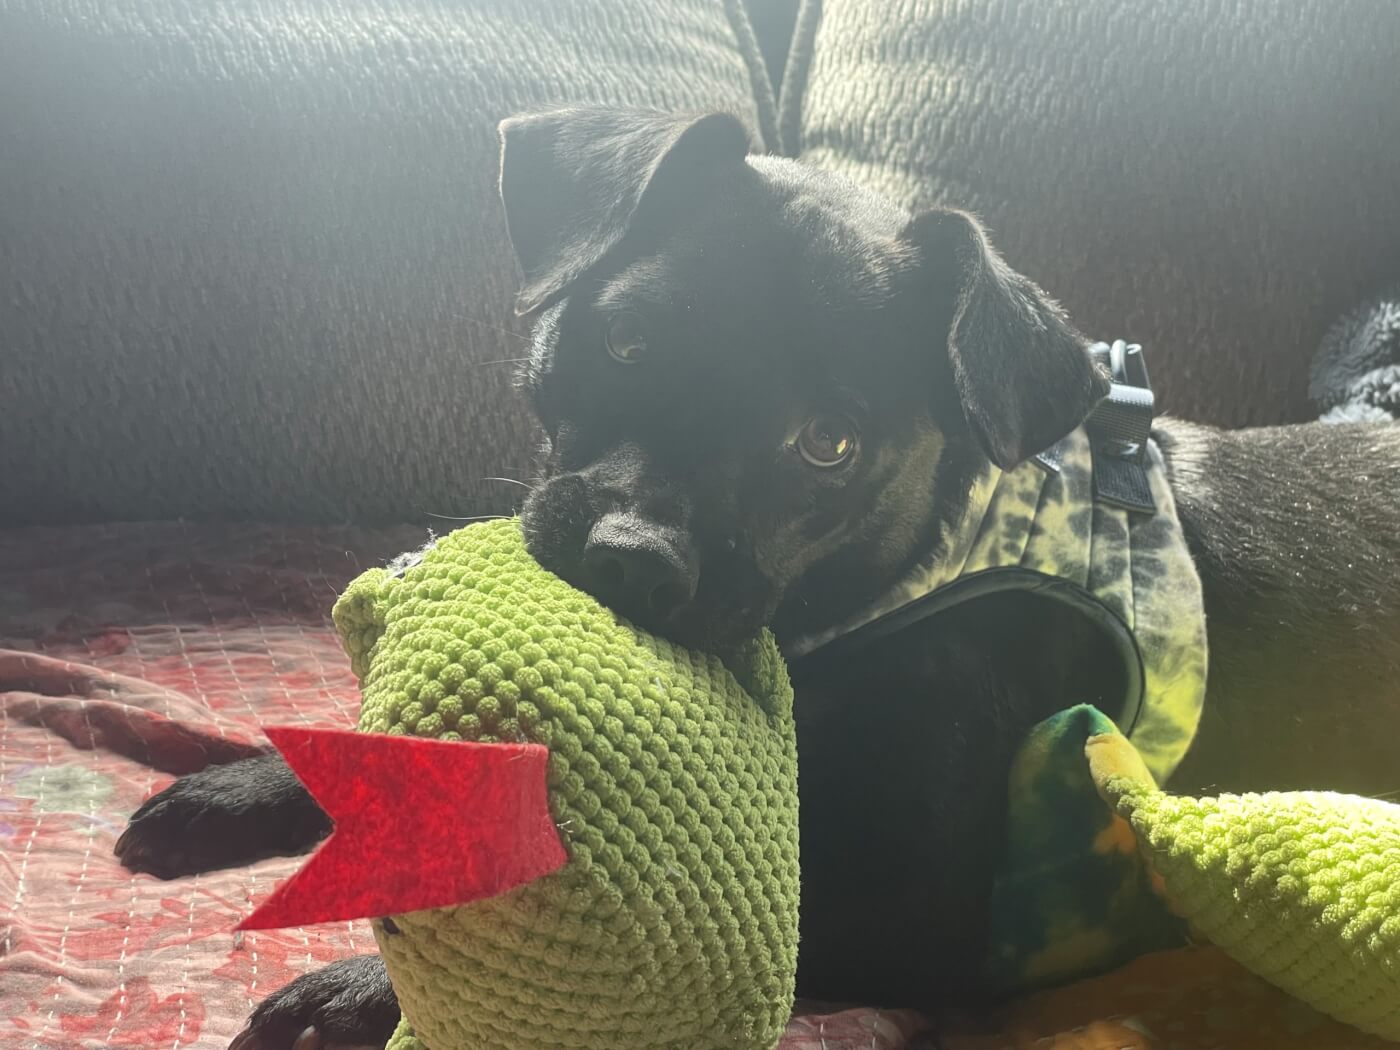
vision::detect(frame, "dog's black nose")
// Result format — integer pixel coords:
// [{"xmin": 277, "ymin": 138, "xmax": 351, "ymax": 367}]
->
[{"xmin": 582, "ymin": 513, "xmax": 698, "ymax": 624}]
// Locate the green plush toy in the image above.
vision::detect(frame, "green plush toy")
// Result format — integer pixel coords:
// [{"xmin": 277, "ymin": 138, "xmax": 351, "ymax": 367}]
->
[
  {"xmin": 1089, "ymin": 724, "xmax": 1400, "ymax": 1041},
  {"xmin": 241, "ymin": 519, "xmax": 800, "ymax": 1050},
  {"xmin": 989, "ymin": 703, "xmax": 1400, "ymax": 1042}
]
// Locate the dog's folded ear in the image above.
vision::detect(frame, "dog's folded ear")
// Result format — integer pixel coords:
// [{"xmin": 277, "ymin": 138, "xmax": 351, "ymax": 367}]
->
[
  {"xmin": 498, "ymin": 108, "xmax": 752, "ymax": 316},
  {"xmin": 903, "ymin": 209, "xmax": 1110, "ymax": 469}
]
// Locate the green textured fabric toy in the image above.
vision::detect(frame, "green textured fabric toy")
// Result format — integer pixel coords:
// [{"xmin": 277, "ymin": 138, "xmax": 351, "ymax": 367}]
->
[
  {"xmin": 241, "ymin": 519, "xmax": 800, "ymax": 1050},
  {"xmin": 1088, "ymin": 723, "xmax": 1400, "ymax": 1041},
  {"xmin": 988, "ymin": 703, "xmax": 1400, "ymax": 1041}
]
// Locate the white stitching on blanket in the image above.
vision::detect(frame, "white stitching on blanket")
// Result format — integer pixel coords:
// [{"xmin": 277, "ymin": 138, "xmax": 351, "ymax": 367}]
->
[
  {"xmin": 103, "ymin": 565, "xmax": 164, "ymax": 1048},
  {"xmin": 14, "ymin": 659, "xmax": 54, "ymax": 1042},
  {"xmin": 45, "ymin": 742, "xmax": 101, "ymax": 1046},
  {"xmin": 31, "ymin": 573, "xmax": 106, "ymax": 1043},
  {"xmin": 173, "ymin": 882, "xmax": 197, "ymax": 1049}
]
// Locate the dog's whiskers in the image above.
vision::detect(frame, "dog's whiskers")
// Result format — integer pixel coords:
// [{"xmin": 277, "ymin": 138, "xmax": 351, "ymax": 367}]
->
[
  {"xmin": 421, "ymin": 512, "xmax": 512, "ymax": 523},
  {"xmin": 479, "ymin": 476, "xmax": 531, "ymax": 490},
  {"xmin": 449, "ymin": 312, "xmax": 531, "ymax": 345}
]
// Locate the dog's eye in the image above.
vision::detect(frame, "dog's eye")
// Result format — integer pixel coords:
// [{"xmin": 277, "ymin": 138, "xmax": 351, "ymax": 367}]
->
[
  {"xmin": 605, "ymin": 312, "xmax": 648, "ymax": 365},
  {"xmin": 797, "ymin": 415, "xmax": 858, "ymax": 468}
]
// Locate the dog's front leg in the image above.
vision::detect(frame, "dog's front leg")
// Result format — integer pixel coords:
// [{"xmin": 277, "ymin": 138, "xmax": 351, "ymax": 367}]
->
[
  {"xmin": 115, "ymin": 751, "xmax": 330, "ymax": 879},
  {"xmin": 229, "ymin": 954, "xmax": 399, "ymax": 1050}
]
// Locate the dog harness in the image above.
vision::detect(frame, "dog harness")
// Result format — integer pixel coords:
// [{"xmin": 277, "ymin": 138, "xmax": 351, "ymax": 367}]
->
[
  {"xmin": 788, "ymin": 341, "xmax": 1208, "ymax": 785},
  {"xmin": 786, "ymin": 342, "xmax": 1211, "ymax": 989}
]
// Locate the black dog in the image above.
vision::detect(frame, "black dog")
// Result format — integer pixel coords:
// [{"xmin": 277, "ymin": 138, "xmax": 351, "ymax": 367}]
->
[{"xmin": 115, "ymin": 109, "xmax": 1400, "ymax": 1049}]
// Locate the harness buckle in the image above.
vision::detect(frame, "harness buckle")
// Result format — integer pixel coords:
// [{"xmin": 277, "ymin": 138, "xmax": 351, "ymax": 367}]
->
[{"xmin": 1086, "ymin": 340, "xmax": 1157, "ymax": 514}]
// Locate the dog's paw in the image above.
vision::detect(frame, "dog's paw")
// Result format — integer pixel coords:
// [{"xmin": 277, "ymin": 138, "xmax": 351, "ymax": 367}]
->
[
  {"xmin": 115, "ymin": 753, "xmax": 330, "ymax": 879},
  {"xmin": 228, "ymin": 955, "xmax": 400, "ymax": 1050}
]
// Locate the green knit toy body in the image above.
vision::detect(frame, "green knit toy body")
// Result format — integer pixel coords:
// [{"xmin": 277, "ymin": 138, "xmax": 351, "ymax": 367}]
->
[{"xmin": 331, "ymin": 520, "xmax": 799, "ymax": 1050}]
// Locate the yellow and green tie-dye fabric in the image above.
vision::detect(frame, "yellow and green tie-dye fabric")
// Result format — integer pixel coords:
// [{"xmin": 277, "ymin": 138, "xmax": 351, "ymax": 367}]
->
[{"xmin": 984, "ymin": 705, "xmax": 1186, "ymax": 992}]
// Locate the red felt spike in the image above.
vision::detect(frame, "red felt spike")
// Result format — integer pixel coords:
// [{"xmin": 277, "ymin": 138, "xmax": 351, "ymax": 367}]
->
[{"xmin": 237, "ymin": 727, "xmax": 566, "ymax": 931}]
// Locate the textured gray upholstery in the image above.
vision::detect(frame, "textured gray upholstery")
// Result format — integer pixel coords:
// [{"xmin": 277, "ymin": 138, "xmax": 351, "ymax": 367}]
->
[
  {"xmin": 0, "ymin": 0, "xmax": 774, "ymax": 524},
  {"xmin": 791, "ymin": 0, "xmax": 1400, "ymax": 428},
  {"xmin": 6, "ymin": 1, "xmax": 1397, "ymax": 525}
]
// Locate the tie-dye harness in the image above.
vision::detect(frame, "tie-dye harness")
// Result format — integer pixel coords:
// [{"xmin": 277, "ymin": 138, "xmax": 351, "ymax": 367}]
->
[
  {"xmin": 789, "ymin": 341, "xmax": 1208, "ymax": 784},
  {"xmin": 790, "ymin": 342, "xmax": 1209, "ymax": 988}
]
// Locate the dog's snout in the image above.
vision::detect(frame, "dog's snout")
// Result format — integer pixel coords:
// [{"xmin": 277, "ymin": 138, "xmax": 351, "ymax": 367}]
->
[{"xmin": 582, "ymin": 513, "xmax": 698, "ymax": 624}]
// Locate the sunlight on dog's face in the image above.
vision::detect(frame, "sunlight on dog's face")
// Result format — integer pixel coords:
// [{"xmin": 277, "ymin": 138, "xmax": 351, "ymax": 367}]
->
[{"xmin": 501, "ymin": 110, "xmax": 1107, "ymax": 651}]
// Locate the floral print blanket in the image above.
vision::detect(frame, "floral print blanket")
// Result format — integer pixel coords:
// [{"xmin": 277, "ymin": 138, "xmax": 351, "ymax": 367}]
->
[{"xmin": 0, "ymin": 522, "xmax": 1387, "ymax": 1049}]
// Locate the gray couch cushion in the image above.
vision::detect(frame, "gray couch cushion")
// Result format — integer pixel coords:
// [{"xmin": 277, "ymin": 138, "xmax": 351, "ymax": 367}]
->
[
  {"xmin": 790, "ymin": 0, "xmax": 1400, "ymax": 427},
  {"xmin": 0, "ymin": 0, "xmax": 774, "ymax": 525}
]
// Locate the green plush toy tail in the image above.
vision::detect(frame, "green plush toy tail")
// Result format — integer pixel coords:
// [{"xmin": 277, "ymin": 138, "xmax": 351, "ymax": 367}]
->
[
  {"xmin": 385, "ymin": 1016, "xmax": 421, "ymax": 1050},
  {"xmin": 1089, "ymin": 729, "xmax": 1400, "ymax": 1041}
]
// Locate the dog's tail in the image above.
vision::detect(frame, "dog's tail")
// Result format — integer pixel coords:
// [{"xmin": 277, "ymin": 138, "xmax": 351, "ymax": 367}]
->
[{"xmin": 1311, "ymin": 285, "xmax": 1400, "ymax": 423}]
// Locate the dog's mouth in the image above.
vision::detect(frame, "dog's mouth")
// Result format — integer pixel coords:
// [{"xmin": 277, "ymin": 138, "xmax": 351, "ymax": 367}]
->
[
  {"xmin": 643, "ymin": 579, "xmax": 777, "ymax": 653},
  {"xmin": 519, "ymin": 477, "xmax": 776, "ymax": 653}
]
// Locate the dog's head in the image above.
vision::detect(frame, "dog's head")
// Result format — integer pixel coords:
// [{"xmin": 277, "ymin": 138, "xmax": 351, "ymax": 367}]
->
[{"xmin": 500, "ymin": 108, "xmax": 1108, "ymax": 651}]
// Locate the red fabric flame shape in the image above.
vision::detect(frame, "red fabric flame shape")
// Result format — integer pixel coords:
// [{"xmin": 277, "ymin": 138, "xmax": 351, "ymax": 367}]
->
[{"xmin": 237, "ymin": 727, "xmax": 566, "ymax": 931}]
